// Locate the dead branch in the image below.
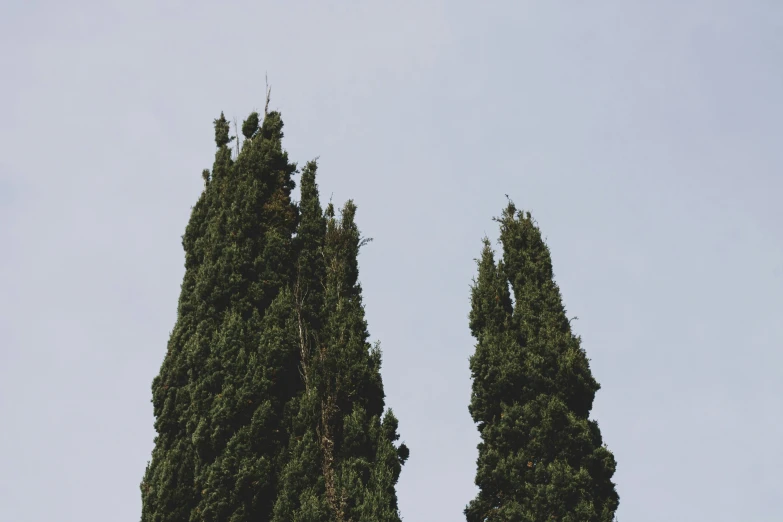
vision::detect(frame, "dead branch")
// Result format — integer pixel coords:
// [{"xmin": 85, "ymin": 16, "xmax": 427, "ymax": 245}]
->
[
  {"xmin": 294, "ymin": 266, "xmax": 311, "ymax": 391},
  {"xmin": 264, "ymin": 73, "xmax": 271, "ymax": 121},
  {"xmin": 233, "ymin": 117, "xmax": 240, "ymax": 159}
]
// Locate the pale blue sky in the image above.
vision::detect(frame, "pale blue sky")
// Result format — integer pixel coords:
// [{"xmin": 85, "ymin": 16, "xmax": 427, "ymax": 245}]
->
[{"xmin": 2, "ymin": 1, "xmax": 782, "ymax": 521}]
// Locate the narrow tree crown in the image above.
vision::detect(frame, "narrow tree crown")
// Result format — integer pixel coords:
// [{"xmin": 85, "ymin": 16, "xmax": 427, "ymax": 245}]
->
[{"xmin": 466, "ymin": 202, "xmax": 619, "ymax": 522}]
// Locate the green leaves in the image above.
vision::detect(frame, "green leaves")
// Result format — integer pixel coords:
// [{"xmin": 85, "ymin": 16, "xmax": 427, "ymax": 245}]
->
[
  {"xmin": 242, "ymin": 112, "xmax": 260, "ymax": 139},
  {"xmin": 213, "ymin": 112, "xmax": 233, "ymax": 147},
  {"xmin": 466, "ymin": 204, "xmax": 619, "ymax": 522},
  {"xmin": 142, "ymin": 107, "xmax": 301, "ymax": 522},
  {"xmin": 142, "ymin": 107, "xmax": 405, "ymax": 522},
  {"xmin": 274, "ymin": 171, "xmax": 407, "ymax": 521},
  {"xmin": 143, "ymin": 104, "xmax": 623, "ymax": 522}
]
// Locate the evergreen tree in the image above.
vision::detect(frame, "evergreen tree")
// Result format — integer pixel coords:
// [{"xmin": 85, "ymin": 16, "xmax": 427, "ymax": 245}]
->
[
  {"xmin": 141, "ymin": 108, "xmax": 407, "ymax": 522},
  {"xmin": 271, "ymin": 163, "xmax": 409, "ymax": 522},
  {"xmin": 141, "ymin": 110, "xmax": 301, "ymax": 521},
  {"xmin": 466, "ymin": 202, "xmax": 619, "ymax": 522}
]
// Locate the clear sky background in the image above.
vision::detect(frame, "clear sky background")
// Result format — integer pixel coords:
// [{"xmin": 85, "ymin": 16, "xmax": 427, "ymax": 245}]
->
[{"xmin": 2, "ymin": 1, "xmax": 782, "ymax": 521}]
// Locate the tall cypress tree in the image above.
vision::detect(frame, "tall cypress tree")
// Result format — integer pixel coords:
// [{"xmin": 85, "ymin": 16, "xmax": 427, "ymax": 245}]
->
[
  {"xmin": 141, "ymin": 110, "xmax": 301, "ymax": 521},
  {"xmin": 272, "ymin": 163, "xmax": 409, "ymax": 522},
  {"xmin": 466, "ymin": 202, "xmax": 619, "ymax": 522},
  {"xmin": 141, "ymin": 108, "xmax": 407, "ymax": 522}
]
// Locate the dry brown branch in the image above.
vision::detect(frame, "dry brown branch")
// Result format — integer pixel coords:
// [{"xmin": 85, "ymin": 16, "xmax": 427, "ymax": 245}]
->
[
  {"xmin": 264, "ymin": 73, "xmax": 271, "ymax": 120},
  {"xmin": 294, "ymin": 267, "xmax": 311, "ymax": 391},
  {"xmin": 233, "ymin": 117, "xmax": 240, "ymax": 159},
  {"xmin": 320, "ymin": 394, "xmax": 343, "ymax": 521}
]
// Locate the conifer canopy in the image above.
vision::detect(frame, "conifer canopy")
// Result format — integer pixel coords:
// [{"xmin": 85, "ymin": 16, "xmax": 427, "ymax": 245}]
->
[
  {"xmin": 465, "ymin": 202, "xmax": 619, "ymax": 522},
  {"xmin": 141, "ymin": 107, "xmax": 407, "ymax": 522}
]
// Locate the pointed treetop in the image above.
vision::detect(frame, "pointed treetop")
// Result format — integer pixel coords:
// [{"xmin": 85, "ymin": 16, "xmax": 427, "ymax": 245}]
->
[
  {"xmin": 497, "ymin": 200, "xmax": 517, "ymax": 225},
  {"xmin": 469, "ymin": 238, "xmax": 513, "ymax": 339},
  {"xmin": 298, "ymin": 161, "xmax": 323, "ymax": 224},
  {"xmin": 299, "ymin": 160, "xmax": 319, "ymax": 197},
  {"xmin": 213, "ymin": 112, "xmax": 232, "ymax": 147}
]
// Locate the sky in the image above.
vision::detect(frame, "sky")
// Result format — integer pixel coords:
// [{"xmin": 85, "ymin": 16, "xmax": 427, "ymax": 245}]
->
[{"xmin": 1, "ymin": 1, "xmax": 782, "ymax": 520}]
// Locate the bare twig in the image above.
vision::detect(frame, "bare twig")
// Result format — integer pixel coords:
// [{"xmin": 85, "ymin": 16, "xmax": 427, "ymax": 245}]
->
[
  {"xmin": 233, "ymin": 117, "xmax": 240, "ymax": 159},
  {"xmin": 264, "ymin": 73, "xmax": 271, "ymax": 120},
  {"xmin": 294, "ymin": 266, "xmax": 312, "ymax": 391}
]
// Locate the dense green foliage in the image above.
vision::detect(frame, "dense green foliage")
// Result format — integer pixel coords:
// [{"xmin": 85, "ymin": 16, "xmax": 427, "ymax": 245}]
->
[
  {"xmin": 141, "ymin": 109, "xmax": 406, "ymax": 522},
  {"xmin": 270, "ymin": 163, "xmax": 408, "ymax": 522},
  {"xmin": 465, "ymin": 202, "xmax": 619, "ymax": 522}
]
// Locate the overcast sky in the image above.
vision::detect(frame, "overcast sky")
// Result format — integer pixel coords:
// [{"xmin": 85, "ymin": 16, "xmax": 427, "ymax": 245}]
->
[{"xmin": 2, "ymin": 1, "xmax": 782, "ymax": 521}]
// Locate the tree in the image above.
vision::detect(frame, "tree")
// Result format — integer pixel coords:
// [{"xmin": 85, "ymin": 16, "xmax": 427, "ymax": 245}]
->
[
  {"xmin": 141, "ymin": 107, "xmax": 407, "ymax": 522},
  {"xmin": 465, "ymin": 201, "xmax": 619, "ymax": 522},
  {"xmin": 271, "ymin": 162, "xmax": 409, "ymax": 522},
  {"xmin": 141, "ymin": 109, "xmax": 301, "ymax": 521}
]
